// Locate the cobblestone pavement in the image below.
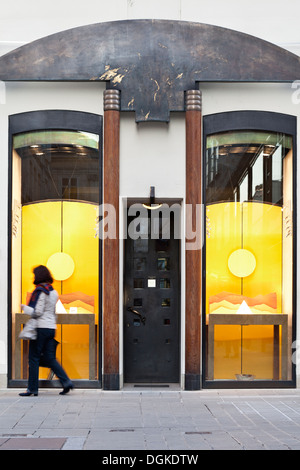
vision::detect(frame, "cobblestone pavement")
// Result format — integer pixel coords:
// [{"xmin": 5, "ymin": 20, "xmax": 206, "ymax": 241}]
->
[{"xmin": 0, "ymin": 387, "xmax": 300, "ymax": 450}]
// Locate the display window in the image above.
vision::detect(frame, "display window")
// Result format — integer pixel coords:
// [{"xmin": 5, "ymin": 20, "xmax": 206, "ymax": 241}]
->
[
  {"xmin": 9, "ymin": 111, "xmax": 102, "ymax": 386},
  {"xmin": 203, "ymin": 112, "xmax": 296, "ymax": 385}
]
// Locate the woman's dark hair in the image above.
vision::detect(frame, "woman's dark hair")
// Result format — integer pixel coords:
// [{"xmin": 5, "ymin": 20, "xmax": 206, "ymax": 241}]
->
[{"xmin": 33, "ymin": 265, "xmax": 53, "ymax": 285}]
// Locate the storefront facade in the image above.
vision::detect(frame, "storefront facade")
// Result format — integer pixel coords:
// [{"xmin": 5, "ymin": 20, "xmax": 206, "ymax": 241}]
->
[{"xmin": 0, "ymin": 19, "xmax": 299, "ymax": 390}]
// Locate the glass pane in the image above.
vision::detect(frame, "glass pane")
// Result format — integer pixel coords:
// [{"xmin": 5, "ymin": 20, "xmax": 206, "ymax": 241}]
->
[
  {"xmin": 239, "ymin": 174, "xmax": 248, "ymax": 203},
  {"xmin": 160, "ymin": 278, "xmax": 171, "ymax": 289},
  {"xmin": 155, "ymin": 239, "xmax": 170, "ymax": 252},
  {"xmin": 205, "ymin": 130, "xmax": 293, "ymax": 382},
  {"xmin": 14, "ymin": 130, "xmax": 99, "ymax": 204},
  {"xmin": 252, "ymin": 151, "xmax": 263, "ymax": 200},
  {"xmin": 157, "ymin": 257, "xmax": 170, "ymax": 271},
  {"xmin": 11, "ymin": 129, "xmax": 100, "ymax": 382},
  {"xmin": 133, "ymin": 239, "xmax": 148, "ymax": 253},
  {"xmin": 134, "ymin": 279, "xmax": 144, "ymax": 289},
  {"xmin": 134, "ymin": 258, "xmax": 146, "ymax": 271}
]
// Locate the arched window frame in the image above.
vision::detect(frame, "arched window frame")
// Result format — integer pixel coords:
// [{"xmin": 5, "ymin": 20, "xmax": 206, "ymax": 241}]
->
[
  {"xmin": 8, "ymin": 110, "xmax": 103, "ymax": 388},
  {"xmin": 202, "ymin": 110, "xmax": 297, "ymax": 388}
]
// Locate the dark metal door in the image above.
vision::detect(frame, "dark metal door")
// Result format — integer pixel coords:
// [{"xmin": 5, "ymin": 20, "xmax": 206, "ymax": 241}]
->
[{"xmin": 124, "ymin": 210, "xmax": 180, "ymax": 383}]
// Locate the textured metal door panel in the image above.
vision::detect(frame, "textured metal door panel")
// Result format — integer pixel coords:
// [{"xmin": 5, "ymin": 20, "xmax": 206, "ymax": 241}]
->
[{"xmin": 124, "ymin": 212, "xmax": 180, "ymax": 383}]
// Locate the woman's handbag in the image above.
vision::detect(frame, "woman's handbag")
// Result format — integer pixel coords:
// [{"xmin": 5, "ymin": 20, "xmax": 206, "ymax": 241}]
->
[{"xmin": 19, "ymin": 317, "xmax": 37, "ymax": 340}]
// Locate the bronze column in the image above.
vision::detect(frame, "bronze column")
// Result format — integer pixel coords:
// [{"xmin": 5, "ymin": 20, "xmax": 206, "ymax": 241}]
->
[
  {"xmin": 185, "ymin": 89, "xmax": 202, "ymax": 390},
  {"xmin": 103, "ymin": 89, "xmax": 120, "ymax": 390}
]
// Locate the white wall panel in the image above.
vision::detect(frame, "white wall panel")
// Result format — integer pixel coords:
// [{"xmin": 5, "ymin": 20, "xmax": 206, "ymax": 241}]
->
[{"xmin": 0, "ymin": 0, "xmax": 299, "ymax": 55}]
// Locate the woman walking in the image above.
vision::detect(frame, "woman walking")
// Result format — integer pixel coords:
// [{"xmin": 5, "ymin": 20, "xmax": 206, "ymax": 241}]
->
[{"xmin": 19, "ymin": 265, "xmax": 73, "ymax": 396}]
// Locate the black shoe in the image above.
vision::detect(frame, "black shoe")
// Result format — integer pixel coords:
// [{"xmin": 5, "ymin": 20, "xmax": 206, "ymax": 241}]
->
[
  {"xmin": 59, "ymin": 384, "xmax": 74, "ymax": 395},
  {"xmin": 19, "ymin": 392, "xmax": 38, "ymax": 397}
]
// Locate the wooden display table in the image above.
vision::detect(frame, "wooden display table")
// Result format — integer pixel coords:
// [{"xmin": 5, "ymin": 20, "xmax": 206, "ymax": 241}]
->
[
  {"xmin": 207, "ymin": 313, "xmax": 288, "ymax": 381},
  {"xmin": 15, "ymin": 313, "xmax": 95, "ymax": 380}
]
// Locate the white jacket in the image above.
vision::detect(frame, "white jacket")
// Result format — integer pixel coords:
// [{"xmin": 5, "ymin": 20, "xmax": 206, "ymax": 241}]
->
[{"xmin": 22, "ymin": 289, "xmax": 59, "ymax": 329}]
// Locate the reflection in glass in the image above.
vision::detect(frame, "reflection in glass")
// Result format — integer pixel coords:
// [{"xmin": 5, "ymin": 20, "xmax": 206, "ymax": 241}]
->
[
  {"xmin": 206, "ymin": 131, "xmax": 291, "ymax": 205},
  {"xmin": 155, "ymin": 239, "xmax": 170, "ymax": 252},
  {"xmin": 158, "ymin": 257, "xmax": 170, "ymax": 271},
  {"xmin": 162, "ymin": 298, "xmax": 171, "ymax": 307},
  {"xmin": 205, "ymin": 130, "xmax": 293, "ymax": 382},
  {"xmin": 252, "ymin": 151, "xmax": 263, "ymax": 200},
  {"xmin": 134, "ymin": 258, "xmax": 146, "ymax": 271},
  {"xmin": 134, "ymin": 279, "xmax": 144, "ymax": 289},
  {"xmin": 133, "ymin": 239, "xmax": 148, "ymax": 253},
  {"xmin": 14, "ymin": 130, "xmax": 100, "ymax": 204},
  {"xmin": 239, "ymin": 175, "xmax": 248, "ymax": 203},
  {"xmin": 160, "ymin": 278, "xmax": 171, "ymax": 289}
]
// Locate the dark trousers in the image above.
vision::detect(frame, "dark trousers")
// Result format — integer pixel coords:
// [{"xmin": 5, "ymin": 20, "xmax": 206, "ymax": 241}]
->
[{"xmin": 28, "ymin": 328, "xmax": 72, "ymax": 393}]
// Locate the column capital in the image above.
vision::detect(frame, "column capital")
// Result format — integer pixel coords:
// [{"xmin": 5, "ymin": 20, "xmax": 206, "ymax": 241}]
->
[
  {"xmin": 185, "ymin": 89, "xmax": 202, "ymax": 112},
  {"xmin": 103, "ymin": 89, "xmax": 120, "ymax": 111}
]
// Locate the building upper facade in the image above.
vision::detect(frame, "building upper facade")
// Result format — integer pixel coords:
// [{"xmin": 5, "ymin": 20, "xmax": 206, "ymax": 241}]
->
[{"xmin": 0, "ymin": 19, "xmax": 299, "ymax": 122}]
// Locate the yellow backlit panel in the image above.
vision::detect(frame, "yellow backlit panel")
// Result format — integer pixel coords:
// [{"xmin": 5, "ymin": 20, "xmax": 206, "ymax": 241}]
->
[
  {"xmin": 22, "ymin": 200, "xmax": 99, "ymax": 380},
  {"xmin": 22, "ymin": 202, "xmax": 61, "ymax": 303}
]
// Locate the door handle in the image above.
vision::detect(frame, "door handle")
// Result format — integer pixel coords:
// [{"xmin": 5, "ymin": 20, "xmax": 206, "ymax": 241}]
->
[{"xmin": 127, "ymin": 307, "xmax": 146, "ymax": 325}]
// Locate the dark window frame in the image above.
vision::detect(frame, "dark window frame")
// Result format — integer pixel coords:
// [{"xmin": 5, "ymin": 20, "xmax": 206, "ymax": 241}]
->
[
  {"xmin": 202, "ymin": 110, "xmax": 297, "ymax": 389},
  {"xmin": 8, "ymin": 110, "xmax": 103, "ymax": 389}
]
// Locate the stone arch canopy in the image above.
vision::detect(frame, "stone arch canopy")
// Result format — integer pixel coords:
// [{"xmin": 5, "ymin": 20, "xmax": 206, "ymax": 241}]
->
[{"xmin": 0, "ymin": 19, "xmax": 299, "ymax": 121}]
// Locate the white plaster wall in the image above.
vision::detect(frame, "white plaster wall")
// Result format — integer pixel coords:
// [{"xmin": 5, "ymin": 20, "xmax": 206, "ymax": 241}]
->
[{"xmin": 120, "ymin": 113, "xmax": 185, "ymax": 199}]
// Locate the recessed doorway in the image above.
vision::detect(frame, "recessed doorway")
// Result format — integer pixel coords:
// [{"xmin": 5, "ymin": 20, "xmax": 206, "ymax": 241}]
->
[{"xmin": 123, "ymin": 203, "xmax": 180, "ymax": 383}]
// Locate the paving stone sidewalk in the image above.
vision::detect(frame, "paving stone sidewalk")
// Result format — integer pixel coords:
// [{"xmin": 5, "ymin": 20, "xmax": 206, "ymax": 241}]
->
[{"xmin": 0, "ymin": 387, "xmax": 300, "ymax": 450}]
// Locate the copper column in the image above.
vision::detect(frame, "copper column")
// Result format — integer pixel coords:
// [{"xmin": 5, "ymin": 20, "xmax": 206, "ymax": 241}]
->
[
  {"xmin": 103, "ymin": 89, "xmax": 120, "ymax": 389},
  {"xmin": 185, "ymin": 90, "xmax": 202, "ymax": 390}
]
